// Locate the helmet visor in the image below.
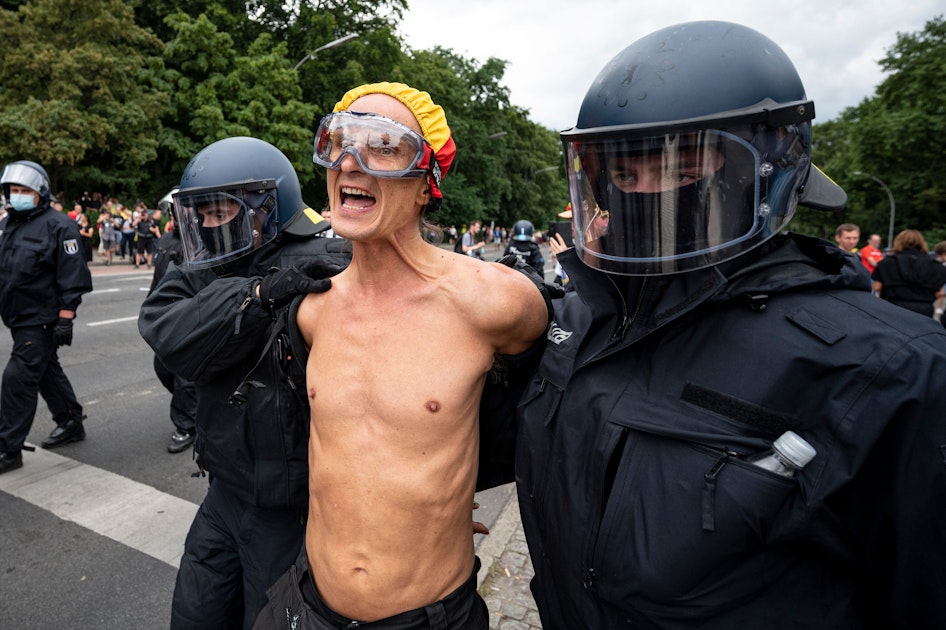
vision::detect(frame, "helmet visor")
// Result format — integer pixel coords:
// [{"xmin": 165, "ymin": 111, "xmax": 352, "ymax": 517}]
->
[
  {"xmin": 173, "ymin": 181, "xmax": 278, "ymax": 269},
  {"xmin": 564, "ymin": 129, "xmax": 802, "ymax": 275},
  {"xmin": 1, "ymin": 163, "xmax": 48, "ymax": 195},
  {"xmin": 313, "ymin": 111, "xmax": 431, "ymax": 178}
]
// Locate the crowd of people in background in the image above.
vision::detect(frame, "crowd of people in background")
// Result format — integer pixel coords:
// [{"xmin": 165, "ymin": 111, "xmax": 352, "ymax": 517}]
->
[
  {"xmin": 835, "ymin": 222, "xmax": 946, "ymax": 325},
  {"xmin": 27, "ymin": 191, "xmax": 176, "ymax": 267},
  {"xmin": 6, "ymin": 188, "xmax": 945, "ymax": 328},
  {"xmin": 447, "ymin": 221, "xmax": 553, "ymax": 253},
  {"xmin": 452, "ymin": 218, "xmax": 946, "ymax": 325}
]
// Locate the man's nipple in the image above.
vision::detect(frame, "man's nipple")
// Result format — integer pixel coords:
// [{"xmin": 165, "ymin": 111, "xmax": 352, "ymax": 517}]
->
[
  {"xmin": 425, "ymin": 400, "xmax": 441, "ymax": 413},
  {"xmin": 308, "ymin": 387, "xmax": 316, "ymax": 400}
]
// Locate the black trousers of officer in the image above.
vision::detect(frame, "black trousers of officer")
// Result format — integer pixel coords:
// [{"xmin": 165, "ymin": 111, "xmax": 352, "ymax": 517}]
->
[
  {"xmin": 171, "ymin": 478, "xmax": 306, "ymax": 630},
  {"xmin": 153, "ymin": 356, "xmax": 197, "ymax": 433},
  {"xmin": 0, "ymin": 325, "xmax": 83, "ymax": 454}
]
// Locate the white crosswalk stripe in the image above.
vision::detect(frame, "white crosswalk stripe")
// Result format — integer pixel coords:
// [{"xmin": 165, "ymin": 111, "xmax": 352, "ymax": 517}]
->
[{"xmin": 0, "ymin": 444, "xmax": 197, "ymax": 567}]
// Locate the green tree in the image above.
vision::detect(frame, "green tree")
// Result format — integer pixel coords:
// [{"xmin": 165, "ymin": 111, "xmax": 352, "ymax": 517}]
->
[
  {"xmin": 394, "ymin": 47, "xmax": 567, "ymax": 233},
  {"xmin": 800, "ymin": 16, "xmax": 946, "ymax": 246},
  {"xmin": 133, "ymin": 0, "xmax": 262, "ymax": 49},
  {"xmin": 0, "ymin": 0, "xmax": 168, "ymax": 200},
  {"xmin": 1, "ymin": 0, "xmax": 571, "ymax": 221},
  {"xmin": 153, "ymin": 11, "xmax": 318, "ymax": 200}
]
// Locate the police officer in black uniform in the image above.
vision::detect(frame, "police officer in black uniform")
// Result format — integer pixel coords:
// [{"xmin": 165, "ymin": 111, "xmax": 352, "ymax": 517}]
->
[
  {"xmin": 503, "ymin": 219, "xmax": 544, "ymax": 275},
  {"xmin": 148, "ymin": 187, "xmax": 199, "ymax": 454},
  {"xmin": 138, "ymin": 137, "xmax": 350, "ymax": 630},
  {"xmin": 0, "ymin": 160, "xmax": 93, "ymax": 474},
  {"xmin": 516, "ymin": 21, "xmax": 946, "ymax": 628}
]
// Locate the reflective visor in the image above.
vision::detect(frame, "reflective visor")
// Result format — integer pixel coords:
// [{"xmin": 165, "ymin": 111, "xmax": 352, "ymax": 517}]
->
[
  {"xmin": 0, "ymin": 163, "xmax": 47, "ymax": 194},
  {"xmin": 313, "ymin": 111, "xmax": 431, "ymax": 178},
  {"xmin": 172, "ymin": 181, "xmax": 278, "ymax": 269},
  {"xmin": 564, "ymin": 129, "xmax": 804, "ymax": 275}
]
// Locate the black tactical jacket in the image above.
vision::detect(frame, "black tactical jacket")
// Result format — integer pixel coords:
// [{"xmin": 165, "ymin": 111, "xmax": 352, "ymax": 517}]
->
[
  {"xmin": 0, "ymin": 204, "xmax": 92, "ymax": 328},
  {"xmin": 517, "ymin": 233, "xmax": 946, "ymax": 628},
  {"xmin": 139, "ymin": 233, "xmax": 350, "ymax": 509}
]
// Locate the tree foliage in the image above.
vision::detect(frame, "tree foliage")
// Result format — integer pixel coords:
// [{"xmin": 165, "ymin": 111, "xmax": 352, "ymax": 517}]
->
[
  {"xmin": 154, "ymin": 12, "xmax": 318, "ymax": 197},
  {"xmin": 798, "ymin": 15, "xmax": 946, "ymax": 247},
  {"xmin": 0, "ymin": 0, "xmax": 167, "ymax": 197},
  {"xmin": 396, "ymin": 47, "xmax": 567, "ymax": 232},
  {"xmin": 34, "ymin": 1, "xmax": 946, "ymax": 247},
  {"xmin": 0, "ymin": 0, "xmax": 571, "ymax": 226}
]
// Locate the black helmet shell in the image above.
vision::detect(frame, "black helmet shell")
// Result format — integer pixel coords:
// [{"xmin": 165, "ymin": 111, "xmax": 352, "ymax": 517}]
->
[
  {"xmin": 512, "ymin": 220, "xmax": 535, "ymax": 241},
  {"xmin": 178, "ymin": 136, "xmax": 309, "ymax": 230},
  {"xmin": 174, "ymin": 137, "xmax": 328, "ymax": 269},
  {"xmin": 575, "ymin": 21, "xmax": 808, "ymax": 131},
  {"xmin": 560, "ymin": 21, "xmax": 846, "ymax": 276}
]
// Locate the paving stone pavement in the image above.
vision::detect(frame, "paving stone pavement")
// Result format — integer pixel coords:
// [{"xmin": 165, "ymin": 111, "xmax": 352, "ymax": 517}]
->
[{"xmin": 475, "ymin": 492, "xmax": 543, "ymax": 629}]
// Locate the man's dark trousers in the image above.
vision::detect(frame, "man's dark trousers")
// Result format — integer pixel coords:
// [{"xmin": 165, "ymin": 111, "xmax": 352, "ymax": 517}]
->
[{"xmin": 0, "ymin": 325, "xmax": 83, "ymax": 453}]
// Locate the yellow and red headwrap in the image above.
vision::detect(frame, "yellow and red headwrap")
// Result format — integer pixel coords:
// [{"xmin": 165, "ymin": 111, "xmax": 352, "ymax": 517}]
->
[{"xmin": 334, "ymin": 82, "xmax": 456, "ymax": 209}]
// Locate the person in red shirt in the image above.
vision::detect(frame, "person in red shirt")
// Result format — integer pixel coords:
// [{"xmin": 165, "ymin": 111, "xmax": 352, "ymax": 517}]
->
[{"xmin": 860, "ymin": 233, "xmax": 884, "ymax": 274}]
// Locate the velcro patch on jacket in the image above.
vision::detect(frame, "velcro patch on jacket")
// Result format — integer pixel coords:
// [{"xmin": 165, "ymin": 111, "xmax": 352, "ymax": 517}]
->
[
  {"xmin": 681, "ymin": 383, "xmax": 806, "ymax": 436},
  {"xmin": 786, "ymin": 307, "xmax": 847, "ymax": 345}
]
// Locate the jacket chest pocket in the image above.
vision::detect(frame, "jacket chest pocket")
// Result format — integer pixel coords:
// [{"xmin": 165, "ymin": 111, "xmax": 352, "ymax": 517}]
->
[
  {"xmin": 592, "ymin": 427, "xmax": 798, "ymax": 607},
  {"xmin": 2, "ymin": 236, "xmax": 48, "ymax": 282}
]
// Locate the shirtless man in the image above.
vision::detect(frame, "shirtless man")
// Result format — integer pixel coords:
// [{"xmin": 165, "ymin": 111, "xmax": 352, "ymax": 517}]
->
[{"xmin": 253, "ymin": 83, "xmax": 548, "ymax": 628}]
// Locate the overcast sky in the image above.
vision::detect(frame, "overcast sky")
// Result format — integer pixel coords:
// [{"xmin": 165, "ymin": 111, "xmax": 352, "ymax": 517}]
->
[{"xmin": 398, "ymin": 0, "xmax": 941, "ymax": 131}]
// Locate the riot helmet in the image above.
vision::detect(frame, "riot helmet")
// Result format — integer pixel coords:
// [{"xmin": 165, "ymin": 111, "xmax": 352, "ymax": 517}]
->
[
  {"xmin": 512, "ymin": 220, "xmax": 535, "ymax": 242},
  {"xmin": 158, "ymin": 187, "xmax": 180, "ymax": 236},
  {"xmin": 158, "ymin": 187, "xmax": 178, "ymax": 214},
  {"xmin": 561, "ymin": 21, "xmax": 847, "ymax": 276},
  {"xmin": 172, "ymin": 137, "xmax": 327, "ymax": 269},
  {"xmin": 1, "ymin": 160, "xmax": 52, "ymax": 216}
]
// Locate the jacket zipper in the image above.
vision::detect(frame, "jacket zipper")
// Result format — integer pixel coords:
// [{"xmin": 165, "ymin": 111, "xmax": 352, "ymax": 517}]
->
[
  {"xmin": 702, "ymin": 449, "xmax": 738, "ymax": 532},
  {"xmin": 584, "ymin": 425, "xmax": 631, "ymax": 595}
]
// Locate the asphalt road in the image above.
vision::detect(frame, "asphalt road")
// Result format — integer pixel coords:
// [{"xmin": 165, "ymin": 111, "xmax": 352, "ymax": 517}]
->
[{"xmin": 0, "ymin": 263, "xmax": 517, "ymax": 629}]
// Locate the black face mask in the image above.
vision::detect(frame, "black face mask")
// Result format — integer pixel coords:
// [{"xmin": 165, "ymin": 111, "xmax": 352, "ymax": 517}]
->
[
  {"xmin": 600, "ymin": 182, "xmax": 704, "ymax": 260},
  {"xmin": 198, "ymin": 214, "xmax": 247, "ymax": 255}
]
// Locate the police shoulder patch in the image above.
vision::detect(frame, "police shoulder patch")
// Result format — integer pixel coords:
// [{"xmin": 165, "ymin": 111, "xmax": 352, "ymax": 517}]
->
[{"xmin": 63, "ymin": 239, "xmax": 79, "ymax": 255}]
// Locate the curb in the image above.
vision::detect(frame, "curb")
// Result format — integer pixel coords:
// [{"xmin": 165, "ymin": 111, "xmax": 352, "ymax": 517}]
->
[{"xmin": 475, "ymin": 490, "xmax": 522, "ymax": 590}]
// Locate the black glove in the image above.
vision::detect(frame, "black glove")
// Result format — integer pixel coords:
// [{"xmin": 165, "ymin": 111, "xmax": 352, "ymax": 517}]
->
[
  {"xmin": 53, "ymin": 317, "xmax": 74, "ymax": 347},
  {"xmin": 257, "ymin": 259, "xmax": 342, "ymax": 313},
  {"xmin": 496, "ymin": 254, "xmax": 565, "ymax": 322}
]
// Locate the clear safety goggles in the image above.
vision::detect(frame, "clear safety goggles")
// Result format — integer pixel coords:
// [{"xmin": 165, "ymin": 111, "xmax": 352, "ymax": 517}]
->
[
  {"xmin": 564, "ymin": 127, "xmax": 808, "ymax": 275},
  {"xmin": 313, "ymin": 111, "xmax": 433, "ymax": 178},
  {"xmin": 172, "ymin": 180, "xmax": 279, "ymax": 269}
]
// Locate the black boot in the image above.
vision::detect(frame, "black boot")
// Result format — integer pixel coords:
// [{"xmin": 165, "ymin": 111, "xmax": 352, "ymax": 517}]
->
[
  {"xmin": 0, "ymin": 451, "xmax": 23, "ymax": 474},
  {"xmin": 41, "ymin": 415, "xmax": 87, "ymax": 449},
  {"xmin": 167, "ymin": 429, "xmax": 196, "ymax": 454}
]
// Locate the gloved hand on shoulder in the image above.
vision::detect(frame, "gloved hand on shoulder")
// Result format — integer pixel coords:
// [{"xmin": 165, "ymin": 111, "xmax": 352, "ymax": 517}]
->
[
  {"xmin": 496, "ymin": 254, "xmax": 565, "ymax": 322},
  {"xmin": 257, "ymin": 259, "xmax": 344, "ymax": 314}
]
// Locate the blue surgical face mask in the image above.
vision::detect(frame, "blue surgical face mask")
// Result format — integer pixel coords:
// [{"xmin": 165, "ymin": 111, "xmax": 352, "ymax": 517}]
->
[{"xmin": 9, "ymin": 193, "xmax": 37, "ymax": 212}]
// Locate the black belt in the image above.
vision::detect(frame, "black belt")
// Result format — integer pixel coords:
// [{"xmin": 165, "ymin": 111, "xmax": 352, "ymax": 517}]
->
[{"xmin": 296, "ymin": 550, "xmax": 482, "ymax": 629}]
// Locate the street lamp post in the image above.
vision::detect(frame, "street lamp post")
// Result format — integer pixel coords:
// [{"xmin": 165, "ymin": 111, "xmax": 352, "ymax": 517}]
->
[
  {"xmin": 853, "ymin": 171, "xmax": 896, "ymax": 250},
  {"xmin": 294, "ymin": 33, "xmax": 359, "ymax": 71}
]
